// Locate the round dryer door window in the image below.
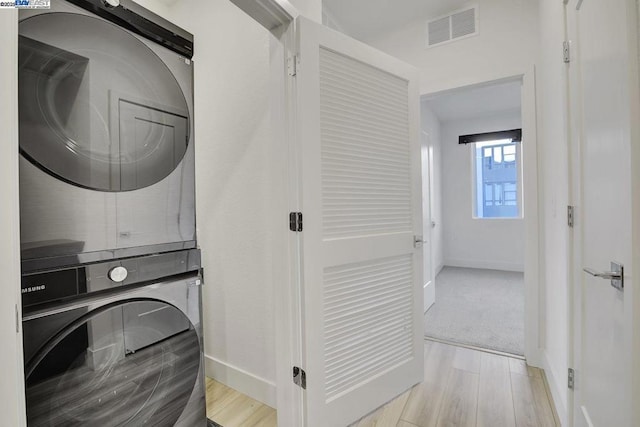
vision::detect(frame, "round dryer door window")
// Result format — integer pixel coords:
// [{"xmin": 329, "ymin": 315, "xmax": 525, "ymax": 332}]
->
[
  {"xmin": 18, "ymin": 12, "xmax": 191, "ymax": 191},
  {"xmin": 24, "ymin": 300, "xmax": 201, "ymax": 426}
]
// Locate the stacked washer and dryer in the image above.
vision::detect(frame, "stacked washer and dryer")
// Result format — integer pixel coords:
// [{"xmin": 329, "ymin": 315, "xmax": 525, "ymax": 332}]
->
[{"xmin": 18, "ymin": 1, "xmax": 205, "ymax": 425}]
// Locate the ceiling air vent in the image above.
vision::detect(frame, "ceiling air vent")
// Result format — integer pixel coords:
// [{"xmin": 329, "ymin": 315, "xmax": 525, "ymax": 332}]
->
[
  {"xmin": 428, "ymin": 16, "xmax": 450, "ymax": 46},
  {"xmin": 427, "ymin": 6, "xmax": 478, "ymax": 48}
]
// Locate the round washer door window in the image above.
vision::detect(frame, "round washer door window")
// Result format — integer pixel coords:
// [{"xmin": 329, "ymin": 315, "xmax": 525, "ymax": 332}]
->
[
  {"xmin": 18, "ymin": 12, "xmax": 190, "ymax": 191},
  {"xmin": 25, "ymin": 300, "xmax": 201, "ymax": 426}
]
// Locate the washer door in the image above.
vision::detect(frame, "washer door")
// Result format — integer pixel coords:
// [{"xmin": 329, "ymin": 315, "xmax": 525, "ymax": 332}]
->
[
  {"xmin": 24, "ymin": 300, "xmax": 201, "ymax": 426},
  {"xmin": 18, "ymin": 12, "xmax": 190, "ymax": 191}
]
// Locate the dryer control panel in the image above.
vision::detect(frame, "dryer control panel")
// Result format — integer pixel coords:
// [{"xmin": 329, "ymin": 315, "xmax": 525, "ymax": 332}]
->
[{"xmin": 21, "ymin": 248, "xmax": 201, "ymax": 310}]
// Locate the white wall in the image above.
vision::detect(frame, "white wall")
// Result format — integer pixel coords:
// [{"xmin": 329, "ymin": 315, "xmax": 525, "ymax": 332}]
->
[
  {"xmin": 440, "ymin": 109, "xmax": 525, "ymax": 272},
  {"xmin": 536, "ymin": 0, "xmax": 570, "ymax": 422},
  {"xmin": 0, "ymin": 9, "xmax": 27, "ymax": 427},
  {"xmin": 165, "ymin": 0, "xmax": 321, "ymax": 408},
  {"xmin": 362, "ymin": 0, "xmax": 539, "ymax": 95},
  {"xmin": 420, "ymin": 104, "xmax": 444, "ymax": 274},
  {"xmin": 139, "ymin": 0, "xmax": 282, "ymax": 406},
  {"xmin": 289, "ymin": 0, "xmax": 321, "ymax": 23}
]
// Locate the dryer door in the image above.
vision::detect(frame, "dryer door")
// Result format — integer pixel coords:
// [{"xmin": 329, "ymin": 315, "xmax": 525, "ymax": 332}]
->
[
  {"xmin": 24, "ymin": 300, "xmax": 202, "ymax": 427},
  {"xmin": 18, "ymin": 12, "xmax": 190, "ymax": 192}
]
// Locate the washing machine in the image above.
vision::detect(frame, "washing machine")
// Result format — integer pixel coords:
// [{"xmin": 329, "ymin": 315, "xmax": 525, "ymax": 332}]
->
[
  {"xmin": 18, "ymin": 0, "xmax": 196, "ymax": 272},
  {"xmin": 22, "ymin": 249, "xmax": 205, "ymax": 426}
]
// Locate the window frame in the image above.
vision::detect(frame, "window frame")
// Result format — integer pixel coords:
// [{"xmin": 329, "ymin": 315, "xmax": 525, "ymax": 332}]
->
[{"xmin": 470, "ymin": 139, "xmax": 524, "ymax": 220}]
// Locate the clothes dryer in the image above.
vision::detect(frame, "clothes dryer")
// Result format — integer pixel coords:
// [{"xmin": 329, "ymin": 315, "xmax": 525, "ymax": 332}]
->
[{"xmin": 19, "ymin": 0, "xmax": 196, "ymax": 272}]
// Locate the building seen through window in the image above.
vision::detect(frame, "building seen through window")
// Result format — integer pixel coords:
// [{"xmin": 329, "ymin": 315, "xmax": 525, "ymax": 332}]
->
[{"xmin": 474, "ymin": 139, "xmax": 521, "ymax": 218}]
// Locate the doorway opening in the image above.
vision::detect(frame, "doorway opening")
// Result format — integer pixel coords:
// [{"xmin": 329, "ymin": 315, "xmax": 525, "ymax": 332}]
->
[{"xmin": 421, "ymin": 78, "xmax": 527, "ymax": 356}]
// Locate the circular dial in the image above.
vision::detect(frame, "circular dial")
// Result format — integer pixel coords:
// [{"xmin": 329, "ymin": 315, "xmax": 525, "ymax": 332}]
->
[{"xmin": 108, "ymin": 266, "xmax": 128, "ymax": 283}]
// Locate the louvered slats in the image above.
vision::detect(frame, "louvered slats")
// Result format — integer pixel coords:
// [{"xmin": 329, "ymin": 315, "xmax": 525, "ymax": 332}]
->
[
  {"xmin": 428, "ymin": 16, "xmax": 451, "ymax": 46},
  {"xmin": 319, "ymin": 47, "xmax": 412, "ymax": 238},
  {"xmin": 427, "ymin": 7, "xmax": 478, "ymax": 47},
  {"xmin": 323, "ymin": 255, "xmax": 414, "ymax": 402},
  {"xmin": 451, "ymin": 8, "xmax": 476, "ymax": 39}
]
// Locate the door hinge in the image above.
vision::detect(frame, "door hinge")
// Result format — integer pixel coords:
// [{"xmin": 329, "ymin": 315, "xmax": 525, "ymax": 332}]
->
[
  {"xmin": 568, "ymin": 368, "xmax": 575, "ymax": 390},
  {"xmin": 293, "ymin": 366, "xmax": 306, "ymax": 389},
  {"xmin": 15, "ymin": 304, "xmax": 20, "ymax": 334},
  {"xmin": 289, "ymin": 212, "xmax": 303, "ymax": 232},
  {"xmin": 567, "ymin": 205, "xmax": 575, "ymax": 228},
  {"xmin": 287, "ymin": 54, "xmax": 298, "ymax": 76},
  {"xmin": 563, "ymin": 41, "xmax": 571, "ymax": 63}
]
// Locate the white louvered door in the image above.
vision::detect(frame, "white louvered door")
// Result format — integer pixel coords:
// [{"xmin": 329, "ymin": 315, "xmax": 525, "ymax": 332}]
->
[{"xmin": 292, "ymin": 17, "xmax": 423, "ymax": 427}]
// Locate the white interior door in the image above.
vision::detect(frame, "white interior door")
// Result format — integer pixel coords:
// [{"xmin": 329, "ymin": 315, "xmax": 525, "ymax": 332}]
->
[
  {"xmin": 421, "ymin": 131, "xmax": 434, "ymax": 312},
  {"xmin": 292, "ymin": 16, "xmax": 424, "ymax": 427},
  {"xmin": 567, "ymin": 0, "xmax": 639, "ymax": 425}
]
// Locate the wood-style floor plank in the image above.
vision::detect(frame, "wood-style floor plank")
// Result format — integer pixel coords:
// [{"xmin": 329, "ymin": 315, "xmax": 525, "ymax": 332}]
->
[
  {"xmin": 213, "ymin": 394, "xmax": 264, "ymax": 426},
  {"xmin": 423, "ymin": 341, "xmax": 457, "ymax": 385},
  {"xmin": 351, "ymin": 390, "xmax": 410, "ymax": 427},
  {"xmin": 511, "ymin": 372, "xmax": 542, "ymax": 427},
  {"xmin": 400, "ymin": 380, "xmax": 446, "ymax": 427},
  {"xmin": 509, "ymin": 358, "xmax": 542, "ymax": 379},
  {"xmin": 529, "ymin": 375, "xmax": 557, "ymax": 427},
  {"xmin": 205, "ymin": 378, "xmax": 276, "ymax": 427},
  {"xmin": 511, "ymin": 371, "xmax": 557, "ymax": 427},
  {"xmin": 476, "ymin": 352, "xmax": 516, "ymax": 427},
  {"xmin": 207, "ymin": 387, "xmax": 243, "ymax": 419},
  {"xmin": 400, "ymin": 341, "xmax": 455, "ymax": 426},
  {"xmin": 452, "ymin": 346, "xmax": 482, "ymax": 374},
  {"xmin": 205, "ymin": 342, "xmax": 560, "ymax": 427},
  {"xmin": 205, "ymin": 379, "xmax": 234, "ymax": 409},
  {"xmin": 241, "ymin": 404, "xmax": 278, "ymax": 427},
  {"xmin": 436, "ymin": 368, "xmax": 479, "ymax": 427}
]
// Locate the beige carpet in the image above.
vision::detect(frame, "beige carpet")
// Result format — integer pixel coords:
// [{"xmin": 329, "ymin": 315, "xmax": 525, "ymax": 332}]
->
[{"xmin": 424, "ymin": 266, "xmax": 524, "ymax": 355}]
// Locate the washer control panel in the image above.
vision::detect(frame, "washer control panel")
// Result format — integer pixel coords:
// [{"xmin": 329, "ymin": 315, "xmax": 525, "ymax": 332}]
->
[
  {"xmin": 108, "ymin": 266, "xmax": 128, "ymax": 283},
  {"xmin": 22, "ymin": 249, "xmax": 201, "ymax": 310}
]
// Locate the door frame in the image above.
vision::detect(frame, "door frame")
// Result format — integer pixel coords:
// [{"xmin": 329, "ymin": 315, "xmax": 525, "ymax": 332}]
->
[
  {"xmin": 0, "ymin": 9, "xmax": 27, "ymax": 427},
  {"xmin": 566, "ymin": 0, "xmax": 640, "ymax": 425},
  {"xmin": 273, "ymin": 15, "xmax": 425, "ymax": 425},
  {"xmin": 565, "ymin": 2, "xmax": 580, "ymax": 425},
  {"xmin": 420, "ymin": 69, "xmax": 542, "ymax": 365},
  {"xmin": 230, "ymin": 3, "xmax": 305, "ymax": 426},
  {"xmin": 270, "ymin": 19, "xmax": 305, "ymax": 427},
  {"xmin": 421, "ymin": 129, "xmax": 435, "ymax": 312},
  {"xmin": 238, "ymin": 1, "xmax": 541, "ymax": 423}
]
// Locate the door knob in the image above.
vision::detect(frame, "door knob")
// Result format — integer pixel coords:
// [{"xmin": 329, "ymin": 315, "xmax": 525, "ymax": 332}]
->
[
  {"xmin": 414, "ymin": 235, "xmax": 426, "ymax": 248},
  {"xmin": 583, "ymin": 261, "xmax": 623, "ymax": 291}
]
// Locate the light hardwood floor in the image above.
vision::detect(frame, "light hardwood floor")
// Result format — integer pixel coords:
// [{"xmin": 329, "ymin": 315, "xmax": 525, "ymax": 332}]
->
[
  {"xmin": 205, "ymin": 378, "xmax": 277, "ymax": 426},
  {"xmin": 206, "ymin": 340, "xmax": 559, "ymax": 427}
]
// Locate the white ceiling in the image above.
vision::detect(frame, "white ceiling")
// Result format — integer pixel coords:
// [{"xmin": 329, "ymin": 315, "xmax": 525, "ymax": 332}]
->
[
  {"xmin": 323, "ymin": 0, "xmax": 471, "ymax": 40},
  {"xmin": 425, "ymin": 80, "xmax": 522, "ymax": 122}
]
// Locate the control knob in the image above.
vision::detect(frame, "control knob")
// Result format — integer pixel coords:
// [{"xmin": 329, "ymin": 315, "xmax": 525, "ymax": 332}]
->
[{"xmin": 108, "ymin": 266, "xmax": 128, "ymax": 283}]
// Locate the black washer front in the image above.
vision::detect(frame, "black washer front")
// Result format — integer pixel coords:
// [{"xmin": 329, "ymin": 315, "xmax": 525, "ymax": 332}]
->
[{"xmin": 24, "ymin": 300, "xmax": 200, "ymax": 426}]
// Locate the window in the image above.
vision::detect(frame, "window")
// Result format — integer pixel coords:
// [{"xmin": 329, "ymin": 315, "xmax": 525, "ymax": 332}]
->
[{"xmin": 473, "ymin": 139, "xmax": 522, "ymax": 218}]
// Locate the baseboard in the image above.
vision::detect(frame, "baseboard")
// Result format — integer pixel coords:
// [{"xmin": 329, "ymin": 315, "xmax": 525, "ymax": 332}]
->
[
  {"xmin": 204, "ymin": 354, "xmax": 277, "ymax": 408},
  {"xmin": 435, "ymin": 263, "xmax": 445, "ymax": 277},
  {"xmin": 540, "ymin": 350, "xmax": 568, "ymax": 426},
  {"xmin": 443, "ymin": 258, "xmax": 525, "ymax": 273}
]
